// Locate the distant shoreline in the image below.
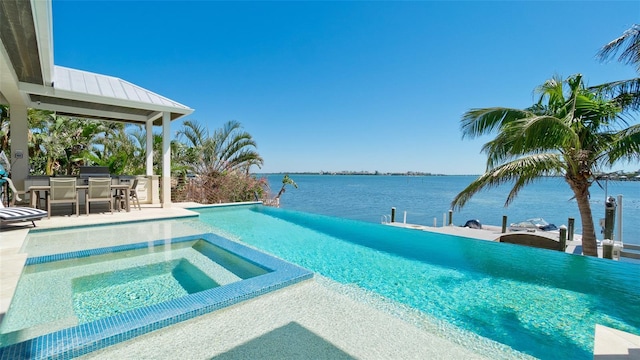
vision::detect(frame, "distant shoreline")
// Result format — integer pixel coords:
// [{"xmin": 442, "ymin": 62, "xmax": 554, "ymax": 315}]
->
[
  {"xmin": 256, "ymin": 172, "xmax": 640, "ymax": 180},
  {"xmin": 257, "ymin": 172, "xmax": 476, "ymax": 176}
]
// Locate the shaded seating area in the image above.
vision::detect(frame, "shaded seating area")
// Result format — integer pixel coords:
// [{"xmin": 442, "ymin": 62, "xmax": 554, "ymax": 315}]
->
[
  {"xmin": 47, "ymin": 178, "xmax": 79, "ymax": 219},
  {"xmin": 86, "ymin": 178, "xmax": 113, "ymax": 215},
  {"xmin": 0, "ymin": 206, "xmax": 47, "ymax": 227},
  {"xmin": 498, "ymin": 232, "xmax": 565, "ymax": 251},
  {"xmin": 27, "ymin": 175, "xmax": 136, "ymax": 216}
]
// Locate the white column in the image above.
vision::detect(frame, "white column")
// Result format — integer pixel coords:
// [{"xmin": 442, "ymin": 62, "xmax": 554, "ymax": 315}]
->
[
  {"xmin": 9, "ymin": 104, "xmax": 29, "ymax": 190},
  {"xmin": 146, "ymin": 119, "xmax": 153, "ymax": 176},
  {"xmin": 161, "ymin": 112, "xmax": 171, "ymax": 208}
]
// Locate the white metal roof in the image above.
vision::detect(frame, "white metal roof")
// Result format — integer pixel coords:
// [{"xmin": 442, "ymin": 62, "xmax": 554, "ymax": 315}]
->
[
  {"xmin": 17, "ymin": 66, "xmax": 193, "ymax": 124},
  {"xmin": 53, "ymin": 66, "xmax": 190, "ymax": 111}
]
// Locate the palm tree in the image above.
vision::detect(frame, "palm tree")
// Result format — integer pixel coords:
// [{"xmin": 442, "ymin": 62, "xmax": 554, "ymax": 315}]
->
[
  {"xmin": 177, "ymin": 119, "xmax": 263, "ymax": 176},
  {"xmin": 84, "ymin": 122, "xmax": 134, "ymax": 174},
  {"xmin": 451, "ymin": 74, "xmax": 638, "ymax": 257},
  {"xmin": 275, "ymin": 174, "xmax": 298, "ymax": 199},
  {"xmin": 594, "ymin": 24, "xmax": 640, "ymax": 111}
]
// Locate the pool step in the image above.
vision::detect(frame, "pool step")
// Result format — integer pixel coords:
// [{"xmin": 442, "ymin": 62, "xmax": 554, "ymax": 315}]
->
[{"xmin": 593, "ymin": 324, "xmax": 640, "ymax": 358}]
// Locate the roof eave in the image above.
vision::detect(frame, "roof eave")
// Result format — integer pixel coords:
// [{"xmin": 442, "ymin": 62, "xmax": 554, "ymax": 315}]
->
[
  {"xmin": 19, "ymin": 81, "xmax": 194, "ymax": 119},
  {"xmin": 31, "ymin": 0, "xmax": 54, "ymax": 87}
]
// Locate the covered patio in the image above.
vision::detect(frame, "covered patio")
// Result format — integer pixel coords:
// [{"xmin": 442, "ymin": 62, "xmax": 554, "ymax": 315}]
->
[{"xmin": 0, "ymin": 0, "xmax": 193, "ymax": 208}]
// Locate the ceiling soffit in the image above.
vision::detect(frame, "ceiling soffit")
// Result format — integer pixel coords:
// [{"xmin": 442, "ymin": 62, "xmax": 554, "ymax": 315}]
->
[{"xmin": 0, "ymin": 1, "xmax": 43, "ymax": 85}]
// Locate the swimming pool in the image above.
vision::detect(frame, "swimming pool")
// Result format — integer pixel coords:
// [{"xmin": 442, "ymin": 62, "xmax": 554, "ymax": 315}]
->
[
  {"xmin": 193, "ymin": 205, "xmax": 640, "ymax": 360},
  {"xmin": 0, "ymin": 231, "xmax": 312, "ymax": 359}
]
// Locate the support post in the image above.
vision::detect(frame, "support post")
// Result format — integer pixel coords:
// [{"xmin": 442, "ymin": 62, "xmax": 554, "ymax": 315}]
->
[
  {"xmin": 501, "ymin": 215, "xmax": 507, "ymax": 233},
  {"xmin": 146, "ymin": 120, "xmax": 154, "ymax": 176},
  {"xmin": 161, "ymin": 112, "xmax": 171, "ymax": 208},
  {"xmin": 9, "ymin": 105, "xmax": 29, "ymax": 190},
  {"xmin": 603, "ymin": 240, "xmax": 613, "ymax": 259},
  {"xmin": 604, "ymin": 197, "xmax": 616, "ymax": 241},
  {"xmin": 391, "ymin": 207, "xmax": 396, "ymax": 223},
  {"xmin": 616, "ymin": 195, "xmax": 623, "ymax": 244},
  {"xmin": 559, "ymin": 225, "xmax": 567, "ymax": 251},
  {"xmin": 567, "ymin": 218, "xmax": 575, "ymax": 241}
]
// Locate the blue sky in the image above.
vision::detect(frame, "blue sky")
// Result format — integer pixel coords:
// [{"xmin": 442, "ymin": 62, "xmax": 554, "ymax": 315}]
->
[{"xmin": 52, "ymin": 1, "xmax": 639, "ymax": 175}]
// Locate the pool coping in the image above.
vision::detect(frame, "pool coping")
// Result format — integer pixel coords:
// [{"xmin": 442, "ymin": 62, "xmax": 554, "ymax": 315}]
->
[
  {"xmin": 26, "ymin": 214, "xmax": 200, "ymax": 234},
  {"xmin": 0, "ymin": 233, "xmax": 313, "ymax": 360}
]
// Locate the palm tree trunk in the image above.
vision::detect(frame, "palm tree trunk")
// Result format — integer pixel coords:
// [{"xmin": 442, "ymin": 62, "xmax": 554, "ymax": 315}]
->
[{"xmin": 572, "ymin": 185, "xmax": 598, "ymax": 256}]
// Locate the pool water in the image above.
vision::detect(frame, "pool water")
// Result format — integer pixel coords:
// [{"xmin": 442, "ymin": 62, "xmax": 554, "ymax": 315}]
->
[
  {"xmin": 194, "ymin": 205, "xmax": 640, "ymax": 360},
  {"xmin": 0, "ymin": 237, "xmax": 268, "ymax": 347},
  {"xmin": 72, "ymin": 259, "xmax": 217, "ymax": 323}
]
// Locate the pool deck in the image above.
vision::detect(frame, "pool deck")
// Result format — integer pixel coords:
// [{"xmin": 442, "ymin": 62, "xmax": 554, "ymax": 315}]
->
[
  {"xmin": 79, "ymin": 278, "xmax": 495, "ymax": 360},
  {"xmin": 1, "ymin": 203, "xmax": 639, "ymax": 358}
]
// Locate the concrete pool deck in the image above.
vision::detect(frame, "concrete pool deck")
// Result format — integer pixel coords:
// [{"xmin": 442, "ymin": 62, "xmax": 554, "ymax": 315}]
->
[
  {"xmin": 1, "ymin": 202, "xmax": 639, "ymax": 358},
  {"xmin": 79, "ymin": 278, "xmax": 495, "ymax": 360}
]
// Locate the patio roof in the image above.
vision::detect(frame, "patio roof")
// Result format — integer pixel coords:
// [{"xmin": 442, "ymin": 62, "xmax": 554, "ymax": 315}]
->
[{"xmin": 0, "ymin": 0, "xmax": 193, "ymax": 124}]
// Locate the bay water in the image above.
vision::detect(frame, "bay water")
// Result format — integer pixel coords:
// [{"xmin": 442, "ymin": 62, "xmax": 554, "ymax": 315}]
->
[{"xmin": 264, "ymin": 174, "xmax": 640, "ymax": 245}]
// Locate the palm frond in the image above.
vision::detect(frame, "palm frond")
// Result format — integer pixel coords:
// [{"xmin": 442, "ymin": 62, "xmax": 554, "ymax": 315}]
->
[
  {"xmin": 482, "ymin": 115, "xmax": 575, "ymax": 169},
  {"xmin": 606, "ymin": 124, "xmax": 640, "ymax": 164},
  {"xmin": 597, "ymin": 24, "xmax": 640, "ymax": 73},
  {"xmin": 451, "ymin": 153, "xmax": 564, "ymax": 210},
  {"xmin": 590, "ymin": 78, "xmax": 640, "ymax": 112},
  {"xmin": 460, "ymin": 107, "xmax": 533, "ymax": 139},
  {"xmin": 177, "ymin": 120, "xmax": 209, "ymax": 148}
]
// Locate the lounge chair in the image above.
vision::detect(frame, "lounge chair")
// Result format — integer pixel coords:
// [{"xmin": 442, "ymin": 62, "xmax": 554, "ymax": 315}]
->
[
  {"xmin": 86, "ymin": 177, "xmax": 113, "ymax": 215},
  {"xmin": 0, "ymin": 206, "xmax": 48, "ymax": 227}
]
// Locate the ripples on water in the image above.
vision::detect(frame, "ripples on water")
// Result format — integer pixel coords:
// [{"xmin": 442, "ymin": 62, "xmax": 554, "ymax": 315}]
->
[{"xmin": 265, "ymin": 174, "xmax": 640, "ymax": 244}]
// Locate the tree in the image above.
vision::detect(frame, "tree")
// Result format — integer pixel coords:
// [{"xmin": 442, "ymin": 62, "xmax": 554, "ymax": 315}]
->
[
  {"xmin": 28, "ymin": 114, "xmax": 112, "ymax": 175},
  {"xmin": 174, "ymin": 119, "xmax": 266, "ymax": 204},
  {"xmin": 594, "ymin": 24, "xmax": 640, "ymax": 111},
  {"xmin": 451, "ymin": 74, "xmax": 638, "ymax": 257},
  {"xmin": 275, "ymin": 174, "xmax": 298, "ymax": 199},
  {"xmin": 84, "ymin": 122, "xmax": 135, "ymax": 175},
  {"xmin": 176, "ymin": 119, "xmax": 263, "ymax": 176}
]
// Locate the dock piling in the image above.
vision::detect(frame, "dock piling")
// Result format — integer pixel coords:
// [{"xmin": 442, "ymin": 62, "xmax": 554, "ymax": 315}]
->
[
  {"xmin": 501, "ymin": 215, "xmax": 507, "ymax": 233},
  {"xmin": 567, "ymin": 218, "xmax": 574, "ymax": 241},
  {"xmin": 559, "ymin": 225, "xmax": 567, "ymax": 250},
  {"xmin": 604, "ymin": 197, "xmax": 616, "ymax": 240}
]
